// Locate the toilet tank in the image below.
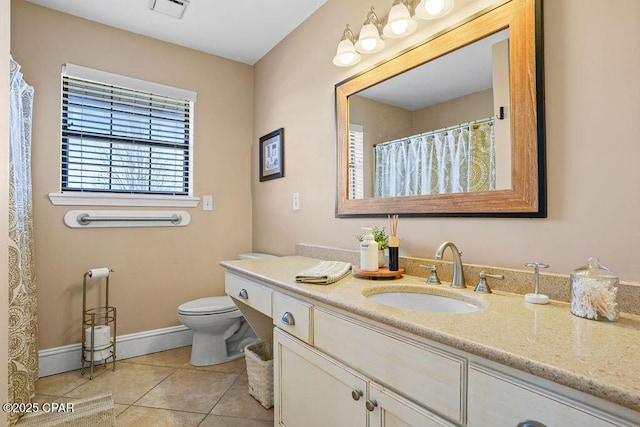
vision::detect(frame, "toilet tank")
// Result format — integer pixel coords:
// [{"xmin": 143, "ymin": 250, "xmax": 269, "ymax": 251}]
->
[{"xmin": 238, "ymin": 253, "xmax": 277, "ymax": 260}]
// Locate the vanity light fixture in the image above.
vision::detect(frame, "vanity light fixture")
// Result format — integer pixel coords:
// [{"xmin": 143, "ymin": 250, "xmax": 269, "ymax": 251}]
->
[
  {"xmin": 355, "ymin": 7, "xmax": 385, "ymax": 53},
  {"xmin": 383, "ymin": 0, "xmax": 418, "ymax": 38},
  {"xmin": 333, "ymin": 0, "xmax": 456, "ymax": 67},
  {"xmin": 333, "ymin": 25, "xmax": 362, "ymax": 67},
  {"xmin": 415, "ymin": 0, "xmax": 455, "ymax": 20}
]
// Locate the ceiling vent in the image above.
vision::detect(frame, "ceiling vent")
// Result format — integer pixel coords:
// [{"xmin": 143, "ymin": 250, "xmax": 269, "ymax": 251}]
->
[{"xmin": 149, "ymin": 0, "xmax": 190, "ymax": 19}]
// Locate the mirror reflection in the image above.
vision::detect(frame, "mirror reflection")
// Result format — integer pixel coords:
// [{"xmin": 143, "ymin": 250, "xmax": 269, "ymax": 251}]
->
[
  {"xmin": 348, "ymin": 29, "xmax": 511, "ymax": 200},
  {"xmin": 335, "ymin": 0, "xmax": 544, "ymax": 217}
]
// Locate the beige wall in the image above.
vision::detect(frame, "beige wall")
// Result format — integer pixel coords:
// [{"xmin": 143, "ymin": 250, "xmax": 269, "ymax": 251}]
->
[
  {"xmin": 412, "ymin": 88, "xmax": 493, "ymax": 133},
  {"xmin": 252, "ymin": 0, "xmax": 640, "ymax": 282},
  {"xmin": 11, "ymin": 0, "xmax": 254, "ymax": 349},
  {"xmin": 2, "ymin": 0, "xmax": 11, "ymax": 419}
]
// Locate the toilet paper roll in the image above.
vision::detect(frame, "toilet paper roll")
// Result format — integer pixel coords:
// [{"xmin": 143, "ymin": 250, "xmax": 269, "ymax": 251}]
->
[
  {"xmin": 85, "ymin": 325, "xmax": 111, "ymax": 348},
  {"xmin": 84, "ymin": 348, "xmax": 112, "ymax": 362},
  {"xmin": 88, "ymin": 267, "xmax": 110, "ymax": 279},
  {"xmin": 85, "ymin": 325, "xmax": 112, "ymax": 362}
]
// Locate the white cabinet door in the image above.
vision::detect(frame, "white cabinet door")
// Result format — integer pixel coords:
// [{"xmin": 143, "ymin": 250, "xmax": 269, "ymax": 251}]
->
[
  {"xmin": 274, "ymin": 328, "xmax": 367, "ymax": 427},
  {"xmin": 368, "ymin": 382, "xmax": 457, "ymax": 427}
]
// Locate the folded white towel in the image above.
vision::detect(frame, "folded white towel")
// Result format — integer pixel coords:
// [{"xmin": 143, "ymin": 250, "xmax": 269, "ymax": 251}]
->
[{"xmin": 295, "ymin": 261, "xmax": 352, "ymax": 285}]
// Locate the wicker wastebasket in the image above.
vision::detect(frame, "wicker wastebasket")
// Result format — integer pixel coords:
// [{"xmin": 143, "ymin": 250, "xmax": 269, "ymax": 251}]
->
[{"xmin": 244, "ymin": 341, "xmax": 274, "ymax": 409}]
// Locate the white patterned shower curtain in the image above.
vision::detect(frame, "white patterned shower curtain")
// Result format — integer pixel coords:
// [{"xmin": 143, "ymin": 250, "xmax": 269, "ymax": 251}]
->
[
  {"xmin": 8, "ymin": 56, "xmax": 38, "ymax": 426},
  {"xmin": 374, "ymin": 120, "xmax": 495, "ymax": 197}
]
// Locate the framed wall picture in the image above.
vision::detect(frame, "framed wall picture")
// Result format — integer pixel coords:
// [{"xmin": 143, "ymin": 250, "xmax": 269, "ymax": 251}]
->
[{"xmin": 259, "ymin": 128, "xmax": 284, "ymax": 182}]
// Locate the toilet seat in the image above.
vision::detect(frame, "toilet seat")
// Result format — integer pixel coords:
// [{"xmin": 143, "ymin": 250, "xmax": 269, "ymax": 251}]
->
[{"xmin": 178, "ymin": 296, "xmax": 238, "ymax": 316}]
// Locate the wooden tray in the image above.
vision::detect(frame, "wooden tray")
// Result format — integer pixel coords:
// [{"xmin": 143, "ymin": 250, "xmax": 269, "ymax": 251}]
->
[{"xmin": 353, "ymin": 267, "xmax": 404, "ymax": 279}]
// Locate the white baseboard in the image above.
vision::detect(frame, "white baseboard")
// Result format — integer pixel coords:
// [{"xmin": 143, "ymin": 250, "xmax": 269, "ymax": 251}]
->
[{"xmin": 38, "ymin": 325, "xmax": 193, "ymax": 378}]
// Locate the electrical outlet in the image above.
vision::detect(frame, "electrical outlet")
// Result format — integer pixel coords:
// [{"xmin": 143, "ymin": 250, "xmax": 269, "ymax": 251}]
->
[
  {"xmin": 203, "ymin": 195, "xmax": 213, "ymax": 211},
  {"xmin": 292, "ymin": 192, "xmax": 300, "ymax": 211}
]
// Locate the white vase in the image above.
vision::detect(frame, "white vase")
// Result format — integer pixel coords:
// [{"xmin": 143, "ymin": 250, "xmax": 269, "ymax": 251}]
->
[{"xmin": 378, "ymin": 249, "xmax": 386, "ymax": 268}]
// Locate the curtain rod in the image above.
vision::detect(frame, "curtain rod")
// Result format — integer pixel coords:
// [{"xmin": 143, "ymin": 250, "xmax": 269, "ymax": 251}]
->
[{"xmin": 374, "ymin": 116, "xmax": 494, "ymax": 148}]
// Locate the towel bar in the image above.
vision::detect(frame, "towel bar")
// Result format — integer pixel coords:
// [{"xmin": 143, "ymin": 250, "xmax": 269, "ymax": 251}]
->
[{"xmin": 64, "ymin": 210, "xmax": 191, "ymax": 228}]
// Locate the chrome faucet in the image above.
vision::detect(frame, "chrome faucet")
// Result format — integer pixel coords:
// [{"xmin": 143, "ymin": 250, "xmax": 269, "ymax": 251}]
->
[{"xmin": 435, "ymin": 241, "xmax": 466, "ymax": 288}]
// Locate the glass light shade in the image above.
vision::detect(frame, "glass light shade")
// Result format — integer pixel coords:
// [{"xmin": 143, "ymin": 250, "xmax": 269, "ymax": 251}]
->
[
  {"xmin": 415, "ymin": 0, "xmax": 455, "ymax": 20},
  {"xmin": 382, "ymin": 3, "xmax": 417, "ymax": 38},
  {"xmin": 426, "ymin": 0, "xmax": 445, "ymax": 15},
  {"xmin": 355, "ymin": 23, "xmax": 385, "ymax": 53},
  {"xmin": 333, "ymin": 39, "xmax": 361, "ymax": 67}
]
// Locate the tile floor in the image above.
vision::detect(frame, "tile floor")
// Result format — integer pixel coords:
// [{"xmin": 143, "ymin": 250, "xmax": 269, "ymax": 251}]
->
[{"xmin": 34, "ymin": 346, "xmax": 274, "ymax": 426}]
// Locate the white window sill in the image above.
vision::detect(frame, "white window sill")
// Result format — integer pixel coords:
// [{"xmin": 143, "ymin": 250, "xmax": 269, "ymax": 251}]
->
[{"xmin": 48, "ymin": 192, "xmax": 200, "ymax": 208}]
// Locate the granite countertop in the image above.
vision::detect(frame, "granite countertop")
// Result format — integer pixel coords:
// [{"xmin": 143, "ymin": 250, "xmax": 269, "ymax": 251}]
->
[{"xmin": 221, "ymin": 255, "xmax": 640, "ymax": 413}]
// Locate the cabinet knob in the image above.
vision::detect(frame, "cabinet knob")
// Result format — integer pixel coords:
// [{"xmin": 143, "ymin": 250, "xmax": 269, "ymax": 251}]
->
[
  {"xmin": 517, "ymin": 421, "xmax": 547, "ymax": 427},
  {"xmin": 280, "ymin": 312, "xmax": 295, "ymax": 326},
  {"xmin": 365, "ymin": 399, "xmax": 378, "ymax": 412},
  {"xmin": 351, "ymin": 389, "xmax": 363, "ymax": 401},
  {"xmin": 238, "ymin": 289, "xmax": 248, "ymax": 299}
]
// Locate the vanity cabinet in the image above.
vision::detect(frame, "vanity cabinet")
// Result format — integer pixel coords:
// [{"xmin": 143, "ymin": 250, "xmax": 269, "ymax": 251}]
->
[
  {"xmin": 467, "ymin": 365, "xmax": 622, "ymax": 426},
  {"xmin": 274, "ymin": 328, "xmax": 367, "ymax": 427},
  {"xmin": 313, "ymin": 307, "xmax": 465, "ymax": 424},
  {"xmin": 225, "ymin": 272, "xmax": 274, "ymax": 340},
  {"xmin": 272, "ymin": 296, "xmax": 457, "ymax": 427},
  {"xmin": 272, "ymin": 292, "xmax": 312, "ymax": 344},
  {"xmin": 225, "ymin": 272, "xmax": 272, "ymax": 316},
  {"xmin": 274, "ymin": 328, "xmax": 454, "ymax": 427},
  {"xmin": 223, "ymin": 269, "xmax": 640, "ymax": 427},
  {"xmin": 368, "ymin": 382, "xmax": 457, "ymax": 427}
]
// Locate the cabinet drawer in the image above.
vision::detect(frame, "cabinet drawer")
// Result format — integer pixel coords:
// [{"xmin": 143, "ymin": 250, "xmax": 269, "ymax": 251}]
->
[
  {"xmin": 225, "ymin": 272, "xmax": 272, "ymax": 316},
  {"xmin": 314, "ymin": 307, "xmax": 466, "ymax": 424},
  {"xmin": 273, "ymin": 292, "xmax": 313, "ymax": 344},
  {"xmin": 467, "ymin": 366, "xmax": 619, "ymax": 426}
]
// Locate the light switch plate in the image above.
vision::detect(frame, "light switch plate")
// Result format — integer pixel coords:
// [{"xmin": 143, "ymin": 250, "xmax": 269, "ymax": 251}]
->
[
  {"xmin": 203, "ymin": 195, "xmax": 213, "ymax": 211},
  {"xmin": 292, "ymin": 192, "xmax": 300, "ymax": 211}
]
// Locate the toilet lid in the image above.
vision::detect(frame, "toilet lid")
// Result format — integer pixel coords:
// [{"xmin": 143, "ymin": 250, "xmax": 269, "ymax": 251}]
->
[{"xmin": 178, "ymin": 296, "xmax": 238, "ymax": 315}]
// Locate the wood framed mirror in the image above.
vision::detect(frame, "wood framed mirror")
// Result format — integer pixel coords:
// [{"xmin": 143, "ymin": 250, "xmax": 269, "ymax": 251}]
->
[{"xmin": 335, "ymin": 0, "xmax": 545, "ymax": 217}]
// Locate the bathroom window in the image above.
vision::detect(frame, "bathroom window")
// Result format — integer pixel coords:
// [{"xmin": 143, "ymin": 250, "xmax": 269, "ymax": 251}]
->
[{"xmin": 50, "ymin": 64, "xmax": 198, "ymax": 207}]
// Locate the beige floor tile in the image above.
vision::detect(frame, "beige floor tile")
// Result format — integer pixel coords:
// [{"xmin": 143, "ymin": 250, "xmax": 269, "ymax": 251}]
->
[
  {"xmin": 184, "ymin": 356, "xmax": 247, "ymax": 374},
  {"xmin": 124, "ymin": 346, "xmax": 192, "ymax": 368},
  {"xmin": 135, "ymin": 368, "xmax": 239, "ymax": 413},
  {"xmin": 29, "ymin": 346, "xmax": 274, "ymax": 424},
  {"xmin": 210, "ymin": 372, "xmax": 273, "ymax": 421},
  {"xmin": 116, "ymin": 406, "xmax": 205, "ymax": 426},
  {"xmin": 64, "ymin": 362, "xmax": 175, "ymax": 405},
  {"xmin": 35, "ymin": 366, "xmax": 107, "ymax": 396},
  {"xmin": 113, "ymin": 403, "xmax": 129, "ymax": 416},
  {"xmin": 199, "ymin": 414, "xmax": 272, "ymax": 427}
]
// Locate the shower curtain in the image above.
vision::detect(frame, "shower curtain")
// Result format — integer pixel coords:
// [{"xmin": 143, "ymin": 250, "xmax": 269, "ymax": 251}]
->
[
  {"xmin": 374, "ymin": 120, "xmax": 495, "ymax": 197},
  {"xmin": 8, "ymin": 56, "xmax": 38, "ymax": 426}
]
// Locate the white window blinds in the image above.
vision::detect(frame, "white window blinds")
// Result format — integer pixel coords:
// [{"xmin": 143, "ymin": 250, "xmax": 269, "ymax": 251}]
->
[
  {"xmin": 348, "ymin": 124, "xmax": 364, "ymax": 199},
  {"xmin": 61, "ymin": 64, "xmax": 195, "ymax": 196}
]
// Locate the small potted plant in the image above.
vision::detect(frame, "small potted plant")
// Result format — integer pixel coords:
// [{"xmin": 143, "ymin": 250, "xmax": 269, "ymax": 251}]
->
[{"xmin": 356, "ymin": 226, "xmax": 389, "ymax": 267}]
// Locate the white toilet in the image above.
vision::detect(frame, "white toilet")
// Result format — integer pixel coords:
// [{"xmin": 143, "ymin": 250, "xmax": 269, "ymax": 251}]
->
[{"xmin": 178, "ymin": 253, "xmax": 275, "ymax": 366}]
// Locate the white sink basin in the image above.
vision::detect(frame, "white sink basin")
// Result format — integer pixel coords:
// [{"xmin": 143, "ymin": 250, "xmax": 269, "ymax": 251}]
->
[{"xmin": 366, "ymin": 291, "xmax": 482, "ymax": 313}]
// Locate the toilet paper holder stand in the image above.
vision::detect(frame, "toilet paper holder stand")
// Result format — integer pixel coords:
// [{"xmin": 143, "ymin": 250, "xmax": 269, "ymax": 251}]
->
[{"xmin": 81, "ymin": 268, "xmax": 117, "ymax": 379}]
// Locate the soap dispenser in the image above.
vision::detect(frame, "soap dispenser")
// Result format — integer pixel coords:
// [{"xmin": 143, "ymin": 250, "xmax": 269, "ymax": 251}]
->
[{"xmin": 360, "ymin": 227, "xmax": 378, "ymax": 272}]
